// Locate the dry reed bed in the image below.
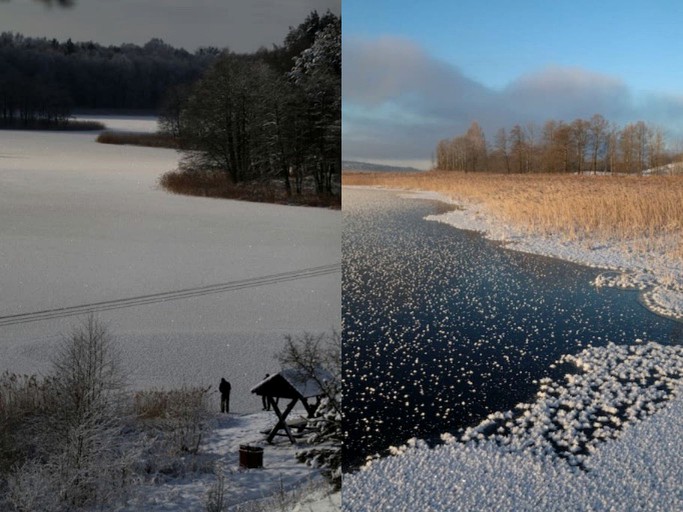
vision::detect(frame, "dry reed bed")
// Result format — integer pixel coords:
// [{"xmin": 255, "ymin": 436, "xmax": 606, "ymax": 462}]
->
[{"xmin": 343, "ymin": 171, "xmax": 683, "ymax": 256}]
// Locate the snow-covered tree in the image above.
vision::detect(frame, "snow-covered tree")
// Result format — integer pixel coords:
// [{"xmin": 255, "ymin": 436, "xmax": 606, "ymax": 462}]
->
[
  {"xmin": 277, "ymin": 331, "xmax": 341, "ymax": 490},
  {"xmin": 5, "ymin": 315, "xmax": 139, "ymax": 511}
]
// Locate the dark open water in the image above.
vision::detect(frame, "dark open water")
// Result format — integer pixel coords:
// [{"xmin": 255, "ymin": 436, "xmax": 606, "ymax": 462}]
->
[{"xmin": 342, "ymin": 189, "xmax": 683, "ymax": 470}]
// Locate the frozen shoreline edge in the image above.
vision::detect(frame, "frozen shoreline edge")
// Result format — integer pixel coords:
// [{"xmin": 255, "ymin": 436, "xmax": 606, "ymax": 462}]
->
[
  {"xmin": 342, "ymin": 185, "xmax": 683, "ymax": 511},
  {"xmin": 344, "ymin": 185, "xmax": 683, "ymax": 322}
]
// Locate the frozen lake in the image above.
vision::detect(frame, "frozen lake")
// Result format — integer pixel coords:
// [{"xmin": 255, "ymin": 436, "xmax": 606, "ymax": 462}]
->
[
  {"xmin": 0, "ymin": 118, "xmax": 340, "ymax": 414},
  {"xmin": 342, "ymin": 188, "xmax": 682, "ymax": 468}
]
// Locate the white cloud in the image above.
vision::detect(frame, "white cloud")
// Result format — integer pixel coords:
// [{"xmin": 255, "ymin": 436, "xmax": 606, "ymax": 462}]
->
[{"xmin": 343, "ymin": 37, "xmax": 683, "ymax": 161}]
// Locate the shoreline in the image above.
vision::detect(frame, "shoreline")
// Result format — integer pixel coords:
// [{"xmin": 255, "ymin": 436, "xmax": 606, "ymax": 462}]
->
[
  {"xmin": 342, "ymin": 185, "xmax": 683, "ymax": 510},
  {"xmin": 344, "ymin": 185, "xmax": 683, "ymax": 322}
]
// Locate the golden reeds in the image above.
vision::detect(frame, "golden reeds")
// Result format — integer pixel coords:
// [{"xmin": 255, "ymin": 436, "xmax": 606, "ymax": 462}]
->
[{"xmin": 343, "ymin": 171, "xmax": 683, "ymax": 258}]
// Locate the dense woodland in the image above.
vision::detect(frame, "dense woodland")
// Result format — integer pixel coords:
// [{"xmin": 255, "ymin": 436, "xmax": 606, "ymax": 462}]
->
[
  {"xmin": 0, "ymin": 33, "xmax": 217, "ymax": 125},
  {"xmin": 1, "ymin": 10, "xmax": 341, "ymax": 201},
  {"xmin": 161, "ymin": 10, "xmax": 341, "ymax": 199},
  {"xmin": 436, "ymin": 116, "xmax": 680, "ymax": 174}
]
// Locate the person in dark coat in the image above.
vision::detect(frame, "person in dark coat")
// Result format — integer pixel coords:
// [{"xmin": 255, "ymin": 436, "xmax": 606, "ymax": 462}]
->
[
  {"xmin": 219, "ymin": 378, "xmax": 231, "ymax": 413},
  {"xmin": 262, "ymin": 374, "xmax": 270, "ymax": 410}
]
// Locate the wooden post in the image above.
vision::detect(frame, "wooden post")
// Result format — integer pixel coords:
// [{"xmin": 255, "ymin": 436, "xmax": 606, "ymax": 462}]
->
[{"xmin": 266, "ymin": 397, "xmax": 298, "ymax": 444}]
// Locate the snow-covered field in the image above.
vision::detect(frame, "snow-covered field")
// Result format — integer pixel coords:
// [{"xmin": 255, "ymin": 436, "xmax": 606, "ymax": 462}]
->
[
  {"xmin": 73, "ymin": 113, "xmax": 159, "ymax": 133},
  {"xmin": 0, "ymin": 120, "xmax": 340, "ymax": 415},
  {"xmin": 342, "ymin": 186, "xmax": 683, "ymax": 511}
]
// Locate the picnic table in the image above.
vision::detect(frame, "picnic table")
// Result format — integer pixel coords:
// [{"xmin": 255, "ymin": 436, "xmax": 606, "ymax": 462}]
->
[{"xmin": 251, "ymin": 367, "xmax": 332, "ymax": 444}]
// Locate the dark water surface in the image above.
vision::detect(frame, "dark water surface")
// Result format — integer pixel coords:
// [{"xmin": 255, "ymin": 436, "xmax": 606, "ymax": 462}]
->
[{"xmin": 342, "ymin": 189, "xmax": 683, "ymax": 470}]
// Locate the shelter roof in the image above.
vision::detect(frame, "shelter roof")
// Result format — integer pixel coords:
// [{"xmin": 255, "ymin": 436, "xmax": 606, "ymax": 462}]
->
[{"xmin": 251, "ymin": 367, "xmax": 334, "ymax": 399}]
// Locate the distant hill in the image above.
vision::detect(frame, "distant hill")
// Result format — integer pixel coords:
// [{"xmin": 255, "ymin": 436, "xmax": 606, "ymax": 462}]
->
[{"xmin": 342, "ymin": 160, "xmax": 424, "ymax": 173}]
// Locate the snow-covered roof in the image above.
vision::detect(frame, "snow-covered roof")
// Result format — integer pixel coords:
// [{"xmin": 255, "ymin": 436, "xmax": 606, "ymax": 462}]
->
[{"xmin": 251, "ymin": 367, "xmax": 334, "ymax": 399}]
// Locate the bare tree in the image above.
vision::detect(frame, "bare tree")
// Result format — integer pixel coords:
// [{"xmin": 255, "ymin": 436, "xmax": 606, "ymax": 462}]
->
[
  {"xmin": 494, "ymin": 127, "xmax": 510, "ymax": 173},
  {"xmin": 634, "ymin": 120, "xmax": 650, "ymax": 174},
  {"xmin": 465, "ymin": 121, "xmax": 487, "ymax": 172},
  {"xmin": 648, "ymin": 125, "xmax": 666, "ymax": 171},
  {"xmin": 606, "ymin": 123, "xmax": 620, "ymax": 174},
  {"xmin": 571, "ymin": 118, "xmax": 590, "ymax": 174},
  {"xmin": 7, "ymin": 315, "xmax": 136, "ymax": 511},
  {"xmin": 277, "ymin": 331, "xmax": 340, "ymax": 490},
  {"xmin": 620, "ymin": 122, "xmax": 638, "ymax": 174},
  {"xmin": 588, "ymin": 114, "xmax": 608, "ymax": 174},
  {"xmin": 510, "ymin": 124, "xmax": 527, "ymax": 173}
]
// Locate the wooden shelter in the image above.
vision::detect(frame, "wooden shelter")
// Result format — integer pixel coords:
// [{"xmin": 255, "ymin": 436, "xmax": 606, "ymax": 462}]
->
[{"xmin": 251, "ymin": 367, "xmax": 333, "ymax": 444}]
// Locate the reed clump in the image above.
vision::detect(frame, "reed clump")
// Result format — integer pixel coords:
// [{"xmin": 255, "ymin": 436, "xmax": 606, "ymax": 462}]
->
[
  {"xmin": 96, "ymin": 130, "xmax": 181, "ymax": 148},
  {"xmin": 343, "ymin": 171, "xmax": 683, "ymax": 257},
  {"xmin": 133, "ymin": 386, "xmax": 211, "ymax": 420},
  {"xmin": 160, "ymin": 169, "xmax": 341, "ymax": 208}
]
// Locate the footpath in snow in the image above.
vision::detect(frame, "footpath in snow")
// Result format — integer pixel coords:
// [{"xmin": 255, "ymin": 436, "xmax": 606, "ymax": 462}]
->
[{"xmin": 121, "ymin": 410, "xmax": 339, "ymax": 511}]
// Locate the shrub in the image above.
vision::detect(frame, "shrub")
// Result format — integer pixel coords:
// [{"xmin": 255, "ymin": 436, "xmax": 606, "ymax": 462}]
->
[
  {"xmin": 159, "ymin": 168, "xmax": 341, "ymax": 208},
  {"xmin": 0, "ymin": 119, "xmax": 104, "ymax": 131},
  {"xmin": 96, "ymin": 130, "xmax": 181, "ymax": 148},
  {"xmin": 0, "ymin": 373, "xmax": 52, "ymax": 474},
  {"xmin": 204, "ymin": 471, "xmax": 226, "ymax": 512},
  {"xmin": 3, "ymin": 315, "xmax": 138, "ymax": 511},
  {"xmin": 134, "ymin": 385, "xmax": 212, "ymax": 454}
]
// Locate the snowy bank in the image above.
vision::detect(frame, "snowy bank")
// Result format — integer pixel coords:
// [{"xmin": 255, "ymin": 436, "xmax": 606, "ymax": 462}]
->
[
  {"xmin": 421, "ymin": 192, "xmax": 683, "ymax": 321},
  {"xmin": 346, "ymin": 186, "xmax": 683, "ymax": 321},
  {"xmin": 343, "ymin": 342, "xmax": 683, "ymax": 511}
]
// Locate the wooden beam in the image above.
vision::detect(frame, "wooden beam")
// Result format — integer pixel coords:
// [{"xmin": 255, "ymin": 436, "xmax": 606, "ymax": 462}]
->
[{"xmin": 266, "ymin": 397, "xmax": 299, "ymax": 444}]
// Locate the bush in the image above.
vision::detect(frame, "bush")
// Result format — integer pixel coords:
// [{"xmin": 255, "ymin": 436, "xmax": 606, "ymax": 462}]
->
[
  {"xmin": 0, "ymin": 373, "xmax": 52, "ymax": 474},
  {"xmin": 134, "ymin": 385, "xmax": 212, "ymax": 455},
  {"xmin": 159, "ymin": 168, "xmax": 341, "ymax": 208},
  {"xmin": 2, "ymin": 315, "xmax": 139, "ymax": 511},
  {"xmin": 0, "ymin": 119, "xmax": 104, "ymax": 131},
  {"xmin": 277, "ymin": 332, "xmax": 341, "ymax": 490},
  {"xmin": 96, "ymin": 130, "xmax": 181, "ymax": 148},
  {"xmin": 204, "ymin": 471, "xmax": 226, "ymax": 512}
]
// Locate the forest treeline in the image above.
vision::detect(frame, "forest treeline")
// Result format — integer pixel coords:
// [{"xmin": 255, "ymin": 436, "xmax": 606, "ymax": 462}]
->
[
  {"xmin": 436, "ymin": 116, "xmax": 680, "ymax": 174},
  {"xmin": 160, "ymin": 10, "xmax": 341, "ymax": 200},
  {"xmin": 0, "ymin": 32, "xmax": 218, "ymax": 126},
  {"xmin": 1, "ymin": 10, "xmax": 341, "ymax": 203}
]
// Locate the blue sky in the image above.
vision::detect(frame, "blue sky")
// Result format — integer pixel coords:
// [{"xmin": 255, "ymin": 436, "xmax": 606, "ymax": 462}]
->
[{"xmin": 343, "ymin": 0, "xmax": 683, "ymax": 168}]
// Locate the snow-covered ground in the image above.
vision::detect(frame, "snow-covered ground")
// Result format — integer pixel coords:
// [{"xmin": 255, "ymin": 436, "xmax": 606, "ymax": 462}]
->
[
  {"xmin": 0, "ymin": 122, "xmax": 340, "ymax": 416},
  {"xmin": 73, "ymin": 113, "xmax": 159, "ymax": 133},
  {"xmin": 345, "ymin": 389, "xmax": 683, "ymax": 509},
  {"xmin": 0, "ymin": 119, "xmax": 340, "ymax": 510},
  {"xmin": 120, "ymin": 410, "xmax": 339, "ymax": 511},
  {"xmin": 342, "ymin": 186, "xmax": 683, "ymax": 511}
]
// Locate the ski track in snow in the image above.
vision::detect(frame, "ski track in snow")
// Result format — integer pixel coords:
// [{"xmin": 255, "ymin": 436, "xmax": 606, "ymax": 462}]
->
[
  {"xmin": 0, "ymin": 264, "xmax": 340, "ymax": 327},
  {"xmin": 1, "ymin": 118, "xmax": 341, "ymax": 510},
  {"xmin": 0, "ymin": 122, "xmax": 340, "ymax": 416}
]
